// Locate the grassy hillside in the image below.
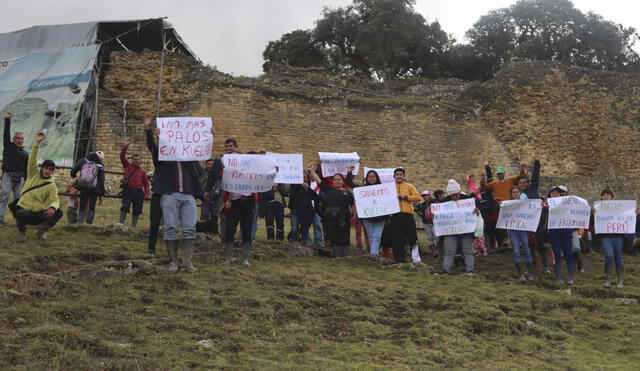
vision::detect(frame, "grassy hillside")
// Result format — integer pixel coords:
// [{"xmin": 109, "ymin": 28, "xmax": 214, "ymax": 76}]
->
[{"xmin": 1, "ymin": 199, "xmax": 639, "ymax": 369}]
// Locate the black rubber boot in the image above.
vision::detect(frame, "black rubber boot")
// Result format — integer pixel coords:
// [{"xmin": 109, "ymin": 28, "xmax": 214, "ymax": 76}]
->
[
  {"xmin": 516, "ymin": 263, "xmax": 525, "ymax": 281},
  {"xmin": 223, "ymin": 241, "xmax": 234, "ymax": 265},
  {"xmin": 616, "ymin": 264, "xmax": 624, "ymax": 288},
  {"xmin": 241, "ymin": 242, "xmax": 252, "ymax": 267},
  {"xmin": 131, "ymin": 215, "xmax": 139, "ymax": 229},
  {"xmin": 526, "ymin": 263, "xmax": 534, "ymax": 281},
  {"xmin": 119, "ymin": 211, "xmax": 127, "ymax": 224},
  {"xmin": 165, "ymin": 240, "xmax": 179, "ymax": 272},
  {"xmin": 604, "ymin": 264, "xmax": 612, "ymax": 287},
  {"xmin": 182, "ymin": 239, "xmax": 197, "ymax": 272}
]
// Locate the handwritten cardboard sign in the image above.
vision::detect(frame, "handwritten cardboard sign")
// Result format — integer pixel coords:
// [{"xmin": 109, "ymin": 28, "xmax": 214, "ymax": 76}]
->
[
  {"xmin": 432, "ymin": 198, "xmax": 478, "ymax": 237},
  {"xmin": 496, "ymin": 199, "xmax": 542, "ymax": 232},
  {"xmin": 318, "ymin": 152, "xmax": 360, "ymax": 177},
  {"xmin": 594, "ymin": 200, "xmax": 637, "ymax": 234},
  {"xmin": 363, "ymin": 167, "xmax": 397, "ymax": 183},
  {"xmin": 547, "ymin": 196, "xmax": 591, "ymax": 229},
  {"xmin": 354, "ymin": 182, "xmax": 400, "ymax": 218},
  {"xmin": 221, "ymin": 154, "xmax": 277, "ymax": 193},
  {"xmin": 266, "ymin": 152, "xmax": 304, "ymax": 184},
  {"xmin": 157, "ymin": 117, "xmax": 213, "ymax": 161}
]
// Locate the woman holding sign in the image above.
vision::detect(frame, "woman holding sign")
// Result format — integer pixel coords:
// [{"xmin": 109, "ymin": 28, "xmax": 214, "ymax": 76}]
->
[
  {"xmin": 505, "ymin": 186, "xmax": 534, "ymax": 281},
  {"xmin": 594, "ymin": 190, "xmax": 626, "ymax": 288},
  {"xmin": 309, "ymin": 164, "xmax": 355, "ymax": 258},
  {"xmin": 347, "ymin": 167, "xmax": 386, "ymax": 256},
  {"xmin": 546, "ymin": 186, "xmax": 575, "ymax": 285}
]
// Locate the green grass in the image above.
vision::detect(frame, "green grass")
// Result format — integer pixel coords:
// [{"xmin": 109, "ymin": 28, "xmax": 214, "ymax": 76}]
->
[{"xmin": 1, "ymin": 198, "xmax": 639, "ymax": 369}]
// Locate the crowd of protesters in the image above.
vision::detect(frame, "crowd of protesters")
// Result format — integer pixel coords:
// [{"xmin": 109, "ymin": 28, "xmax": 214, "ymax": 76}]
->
[{"xmin": 1, "ymin": 112, "xmax": 639, "ymax": 288}]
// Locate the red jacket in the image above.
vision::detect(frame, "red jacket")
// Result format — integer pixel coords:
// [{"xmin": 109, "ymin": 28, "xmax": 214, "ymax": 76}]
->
[{"xmin": 120, "ymin": 145, "xmax": 150, "ymax": 194}]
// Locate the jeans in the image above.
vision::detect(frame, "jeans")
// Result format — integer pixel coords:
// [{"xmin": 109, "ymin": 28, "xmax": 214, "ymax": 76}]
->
[
  {"xmin": 0, "ymin": 172, "xmax": 24, "ymax": 221},
  {"xmin": 548, "ymin": 228, "xmax": 574, "ymax": 279},
  {"xmin": 361, "ymin": 218, "xmax": 385, "ymax": 255},
  {"xmin": 601, "ymin": 236, "xmax": 624, "ymax": 267},
  {"xmin": 312, "ymin": 213, "xmax": 323, "ymax": 244},
  {"xmin": 226, "ymin": 198, "xmax": 255, "ymax": 243},
  {"xmin": 160, "ymin": 192, "xmax": 197, "ymax": 240},
  {"xmin": 423, "ymin": 222, "xmax": 436, "ymax": 246},
  {"xmin": 508, "ymin": 230, "xmax": 532, "ymax": 264},
  {"xmin": 443, "ymin": 234, "xmax": 475, "ymax": 273},
  {"xmin": 121, "ymin": 188, "xmax": 145, "ymax": 216},
  {"xmin": 15, "ymin": 208, "xmax": 63, "ymax": 232}
]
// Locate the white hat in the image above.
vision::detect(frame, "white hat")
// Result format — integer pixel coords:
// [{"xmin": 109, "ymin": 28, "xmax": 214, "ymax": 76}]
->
[
  {"xmin": 421, "ymin": 190, "xmax": 431, "ymax": 196},
  {"xmin": 447, "ymin": 179, "xmax": 461, "ymax": 194},
  {"xmin": 95, "ymin": 151, "xmax": 105, "ymax": 160}
]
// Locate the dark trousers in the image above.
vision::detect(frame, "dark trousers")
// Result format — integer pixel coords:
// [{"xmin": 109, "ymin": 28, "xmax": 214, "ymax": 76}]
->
[
  {"xmin": 484, "ymin": 220, "xmax": 506, "ymax": 249},
  {"xmin": 147, "ymin": 193, "xmax": 163, "ymax": 253},
  {"xmin": 200, "ymin": 198, "xmax": 220, "ymax": 235},
  {"xmin": 325, "ymin": 216, "xmax": 351, "ymax": 246},
  {"xmin": 15, "ymin": 208, "xmax": 63, "ymax": 232},
  {"xmin": 390, "ymin": 213, "xmax": 418, "ymax": 263},
  {"xmin": 121, "ymin": 188, "xmax": 145, "ymax": 216},
  {"xmin": 225, "ymin": 199, "xmax": 255, "ymax": 243},
  {"xmin": 265, "ymin": 201, "xmax": 285, "ymax": 241},
  {"xmin": 548, "ymin": 228, "xmax": 574, "ymax": 278},
  {"xmin": 79, "ymin": 191, "xmax": 99, "ymax": 224}
]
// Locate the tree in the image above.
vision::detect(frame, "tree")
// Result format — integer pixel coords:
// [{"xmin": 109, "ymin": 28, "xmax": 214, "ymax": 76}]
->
[{"xmin": 262, "ymin": 30, "xmax": 326, "ymax": 72}]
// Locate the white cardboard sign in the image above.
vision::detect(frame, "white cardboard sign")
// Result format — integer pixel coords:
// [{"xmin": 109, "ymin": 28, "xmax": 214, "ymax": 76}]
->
[
  {"xmin": 364, "ymin": 167, "xmax": 397, "ymax": 183},
  {"xmin": 432, "ymin": 198, "xmax": 478, "ymax": 237},
  {"xmin": 157, "ymin": 117, "xmax": 213, "ymax": 161},
  {"xmin": 221, "ymin": 154, "xmax": 277, "ymax": 193},
  {"xmin": 547, "ymin": 196, "xmax": 591, "ymax": 229},
  {"xmin": 266, "ymin": 152, "xmax": 304, "ymax": 184},
  {"xmin": 354, "ymin": 182, "xmax": 400, "ymax": 218},
  {"xmin": 318, "ymin": 152, "xmax": 360, "ymax": 177},
  {"xmin": 496, "ymin": 199, "xmax": 543, "ymax": 232},
  {"xmin": 594, "ymin": 200, "xmax": 637, "ymax": 234}
]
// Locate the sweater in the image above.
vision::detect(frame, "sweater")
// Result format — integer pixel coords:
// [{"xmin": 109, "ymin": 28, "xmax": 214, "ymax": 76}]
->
[
  {"xmin": 120, "ymin": 144, "xmax": 150, "ymax": 194},
  {"xmin": 16, "ymin": 143, "xmax": 59, "ymax": 212},
  {"xmin": 480, "ymin": 176, "xmax": 518, "ymax": 201},
  {"xmin": 396, "ymin": 181, "xmax": 421, "ymax": 214},
  {"xmin": 2, "ymin": 117, "xmax": 29, "ymax": 174}
]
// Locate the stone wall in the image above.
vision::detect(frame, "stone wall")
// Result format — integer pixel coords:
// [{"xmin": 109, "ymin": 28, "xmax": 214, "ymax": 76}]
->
[{"xmin": 91, "ymin": 51, "xmax": 640, "ymax": 200}]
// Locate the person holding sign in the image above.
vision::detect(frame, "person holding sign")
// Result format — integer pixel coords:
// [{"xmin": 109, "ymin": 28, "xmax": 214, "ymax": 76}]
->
[
  {"xmin": 347, "ymin": 167, "xmax": 387, "ymax": 256},
  {"xmin": 146, "ymin": 117, "xmax": 205, "ymax": 272},
  {"xmin": 545, "ymin": 186, "xmax": 576, "ymax": 284},
  {"xmin": 309, "ymin": 163, "xmax": 355, "ymax": 258},
  {"xmin": 390, "ymin": 168, "xmax": 422, "ymax": 263},
  {"xmin": 440, "ymin": 180, "xmax": 480, "ymax": 274},
  {"xmin": 504, "ymin": 187, "xmax": 535, "ymax": 281},
  {"xmin": 594, "ymin": 190, "xmax": 628, "ymax": 288}
]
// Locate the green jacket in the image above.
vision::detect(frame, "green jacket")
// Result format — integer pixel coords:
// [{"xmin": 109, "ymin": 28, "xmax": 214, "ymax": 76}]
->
[{"xmin": 17, "ymin": 143, "xmax": 59, "ymax": 212}]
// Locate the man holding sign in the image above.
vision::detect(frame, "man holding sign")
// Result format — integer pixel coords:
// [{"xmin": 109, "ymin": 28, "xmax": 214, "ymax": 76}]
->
[
  {"xmin": 434, "ymin": 180, "xmax": 480, "ymax": 274},
  {"xmin": 593, "ymin": 189, "xmax": 634, "ymax": 288},
  {"xmin": 149, "ymin": 117, "xmax": 211, "ymax": 272},
  {"xmin": 390, "ymin": 168, "xmax": 422, "ymax": 263}
]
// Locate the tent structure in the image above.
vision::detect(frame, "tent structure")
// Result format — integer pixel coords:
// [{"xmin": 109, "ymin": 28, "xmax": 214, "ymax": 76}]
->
[{"xmin": 0, "ymin": 18, "xmax": 196, "ymax": 166}]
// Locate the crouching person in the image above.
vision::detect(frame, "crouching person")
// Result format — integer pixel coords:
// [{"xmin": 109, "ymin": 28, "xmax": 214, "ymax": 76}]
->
[{"xmin": 14, "ymin": 132, "xmax": 62, "ymax": 240}]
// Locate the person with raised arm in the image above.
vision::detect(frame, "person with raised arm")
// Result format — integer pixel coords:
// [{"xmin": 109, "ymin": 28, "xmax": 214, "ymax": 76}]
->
[
  {"xmin": 119, "ymin": 138, "xmax": 149, "ymax": 229},
  {"xmin": 309, "ymin": 163, "xmax": 355, "ymax": 258},
  {"xmin": 347, "ymin": 166, "xmax": 387, "ymax": 256},
  {"xmin": 13, "ymin": 131, "xmax": 62, "ymax": 240}
]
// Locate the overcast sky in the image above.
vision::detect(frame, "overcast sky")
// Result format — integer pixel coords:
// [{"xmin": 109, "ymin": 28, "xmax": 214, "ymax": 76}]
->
[{"xmin": 1, "ymin": 0, "xmax": 638, "ymax": 76}]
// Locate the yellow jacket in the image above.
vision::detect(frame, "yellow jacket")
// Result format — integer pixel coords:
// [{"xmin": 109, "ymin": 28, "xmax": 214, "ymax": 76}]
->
[
  {"xmin": 17, "ymin": 143, "xmax": 59, "ymax": 212},
  {"xmin": 396, "ymin": 182, "xmax": 421, "ymax": 214}
]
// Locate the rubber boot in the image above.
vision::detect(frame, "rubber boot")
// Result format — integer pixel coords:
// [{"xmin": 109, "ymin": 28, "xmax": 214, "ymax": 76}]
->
[
  {"xmin": 554, "ymin": 262, "xmax": 564, "ymax": 284},
  {"xmin": 165, "ymin": 240, "xmax": 179, "ymax": 272},
  {"xmin": 604, "ymin": 264, "xmax": 612, "ymax": 287},
  {"xmin": 616, "ymin": 265, "xmax": 624, "ymax": 288},
  {"xmin": 332, "ymin": 246, "xmax": 340, "ymax": 258},
  {"xmin": 539, "ymin": 248, "xmax": 550, "ymax": 274},
  {"xmin": 567, "ymin": 262, "xmax": 575, "ymax": 285},
  {"xmin": 223, "ymin": 241, "xmax": 234, "ymax": 265},
  {"xmin": 342, "ymin": 245, "xmax": 350, "ymax": 257},
  {"xmin": 131, "ymin": 215, "xmax": 139, "ymax": 229},
  {"xmin": 574, "ymin": 251, "xmax": 584, "ymax": 273},
  {"xmin": 78, "ymin": 210, "xmax": 86, "ymax": 225},
  {"xmin": 241, "ymin": 242, "xmax": 252, "ymax": 267},
  {"xmin": 516, "ymin": 263, "xmax": 525, "ymax": 282},
  {"xmin": 119, "ymin": 211, "xmax": 127, "ymax": 224},
  {"xmin": 86, "ymin": 210, "xmax": 95, "ymax": 225},
  {"xmin": 526, "ymin": 263, "xmax": 534, "ymax": 281},
  {"xmin": 182, "ymin": 239, "xmax": 197, "ymax": 272}
]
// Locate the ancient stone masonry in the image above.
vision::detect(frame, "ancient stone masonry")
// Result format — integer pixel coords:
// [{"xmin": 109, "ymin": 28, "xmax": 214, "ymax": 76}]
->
[{"xmin": 94, "ymin": 51, "xmax": 640, "ymax": 200}]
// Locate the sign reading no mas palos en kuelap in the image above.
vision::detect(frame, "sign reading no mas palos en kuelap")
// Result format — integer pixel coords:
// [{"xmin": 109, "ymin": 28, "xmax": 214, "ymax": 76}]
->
[{"xmin": 157, "ymin": 117, "xmax": 213, "ymax": 161}]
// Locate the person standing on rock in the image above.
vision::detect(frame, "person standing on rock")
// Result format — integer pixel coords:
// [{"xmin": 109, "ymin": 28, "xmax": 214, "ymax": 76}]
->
[
  {"xmin": 594, "ymin": 189, "xmax": 625, "ymax": 288},
  {"xmin": 441, "ymin": 180, "xmax": 480, "ymax": 274},
  {"xmin": 0, "ymin": 112, "xmax": 29, "ymax": 228},
  {"xmin": 13, "ymin": 131, "xmax": 62, "ymax": 240},
  {"xmin": 119, "ymin": 138, "xmax": 149, "ymax": 229},
  {"xmin": 70, "ymin": 150, "xmax": 105, "ymax": 225},
  {"xmin": 309, "ymin": 164, "xmax": 355, "ymax": 258},
  {"xmin": 389, "ymin": 168, "xmax": 422, "ymax": 263},
  {"xmin": 145, "ymin": 116, "xmax": 203, "ymax": 272},
  {"xmin": 346, "ymin": 167, "xmax": 387, "ymax": 256}
]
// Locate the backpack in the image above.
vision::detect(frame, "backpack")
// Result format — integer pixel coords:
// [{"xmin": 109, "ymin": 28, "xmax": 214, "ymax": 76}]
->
[{"xmin": 76, "ymin": 160, "xmax": 99, "ymax": 190}]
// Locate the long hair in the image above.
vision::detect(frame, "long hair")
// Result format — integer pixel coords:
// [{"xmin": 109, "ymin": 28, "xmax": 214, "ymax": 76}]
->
[{"xmin": 364, "ymin": 170, "xmax": 382, "ymax": 186}]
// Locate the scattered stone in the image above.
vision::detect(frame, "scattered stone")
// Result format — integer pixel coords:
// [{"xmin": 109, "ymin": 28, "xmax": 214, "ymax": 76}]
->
[
  {"xmin": 555, "ymin": 289, "xmax": 572, "ymax": 296},
  {"xmin": 612, "ymin": 298, "xmax": 638, "ymax": 305},
  {"xmin": 197, "ymin": 339, "xmax": 214, "ymax": 348},
  {"xmin": 526, "ymin": 320, "xmax": 535, "ymax": 328}
]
